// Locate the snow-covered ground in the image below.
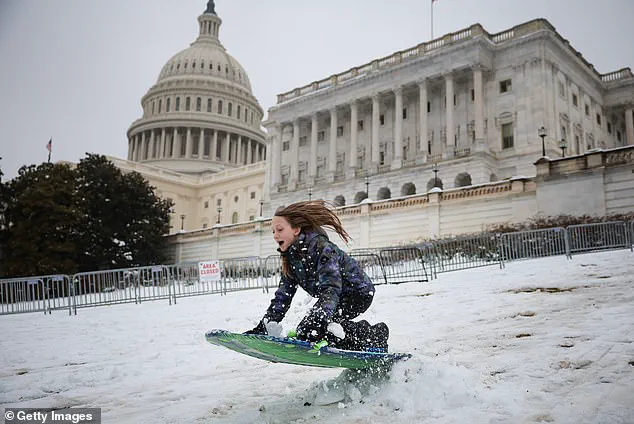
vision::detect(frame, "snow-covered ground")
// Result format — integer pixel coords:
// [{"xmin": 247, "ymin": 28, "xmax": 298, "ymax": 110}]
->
[{"xmin": 1, "ymin": 250, "xmax": 633, "ymax": 424}]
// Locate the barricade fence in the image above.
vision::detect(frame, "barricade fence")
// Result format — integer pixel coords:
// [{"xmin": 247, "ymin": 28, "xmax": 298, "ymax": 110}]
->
[{"xmin": 1, "ymin": 221, "xmax": 632, "ymax": 315}]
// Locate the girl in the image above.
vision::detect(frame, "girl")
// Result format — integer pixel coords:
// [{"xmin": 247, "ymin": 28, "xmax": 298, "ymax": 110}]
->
[{"xmin": 245, "ymin": 201, "xmax": 389, "ymax": 352}]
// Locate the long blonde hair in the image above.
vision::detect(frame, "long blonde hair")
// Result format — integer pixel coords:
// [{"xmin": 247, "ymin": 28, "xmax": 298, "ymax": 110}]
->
[{"xmin": 274, "ymin": 200, "xmax": 350, "ymax": 276}]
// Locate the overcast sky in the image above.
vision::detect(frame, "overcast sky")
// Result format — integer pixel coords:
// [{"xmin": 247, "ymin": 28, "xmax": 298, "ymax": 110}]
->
[{"xmin": 1, "ymin": 0, "xmax": 632, "ymax": 180}]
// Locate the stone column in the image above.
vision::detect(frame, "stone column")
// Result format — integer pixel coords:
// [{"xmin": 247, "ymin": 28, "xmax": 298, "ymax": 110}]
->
[
  {"xmin": 172, "ymin": 128, "xmax": 179, "ymax": 158},
  {"xmin": 185, "ymin": 127, "xmax": 193, "ymax": 158},
  {"xmin": 626, "ymin": 107, "xmax": 634, "ymax": 145},
  {"xmin": 349, "ymin": 100, "xmax": 358, "ymax": 170},
  {"xmin": 142, "ymin": 131, "xmax": 148, "ymax": 160},
  {"xmin": 445, "ymin": 73, "xmax": 455, "ymax": 153},
  {"xmin": 247, "ymin": 139, "xmax": 253, "ymax": 164},
  {"xmin": 160, "ymin": 128, "xmax": 166, "ymax": 159},
  {"xmin": 198, "ymin": 129, "xmax": 205, "ymax": 158},
  {"xmin": 309, "ymin": 113, "xmax": 318, "ymax": 183},
  {"xmin": 150, "ymin": 130, "xmax": 156, "ymax": 158},
  {"xmin": 329, "ymin": 107, "xmax": 338, "ymax": 175},
  {"xmin": 271, "ymin": 125, "xmax": 282, "ymax": 187},
  {"xmin": 418, "ymin": 80, "xmax": 428, "ymax": 156},
  {"xmin": 223, "ymin": 132, "xmax": 230, "ymax": 162},
  {"xmin": 237, "ymin": 135, "xmax": 243, "ymax": 165},
  {"xmin": 393, "ymin": 86, "xmax": 403, "ymax": 169},
  {"xmin": 212, "ymin": 130, "xmax": 218, "ymax": 160},
  {"xmin": 127, "ymin": 137, "xmax": 133, "ymax": 161},
  {"xmin": 371, "ymin": 94, "xmax": 380, "ymax": 168},
  {"xmin": 473, "ymin": 66, "xmax": 485, "ymax": 143},
  {"xmin": 290, "ymin": 119, "xmax": 300, "ymax": 188}
]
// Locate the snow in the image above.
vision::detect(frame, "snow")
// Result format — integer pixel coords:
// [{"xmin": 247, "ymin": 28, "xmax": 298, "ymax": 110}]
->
[{"xmin": 1, "ymin": 250, "xmax": 633, "ymax": 423}]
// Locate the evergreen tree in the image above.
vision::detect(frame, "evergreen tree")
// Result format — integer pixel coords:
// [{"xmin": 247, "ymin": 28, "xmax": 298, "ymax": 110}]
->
[
  {"xmin": 1, "ymin": 163, "xmax": 81, "ymax": 277},
  {"xmin": 76, "ymin": 154, "xmax": 172, "ymax": 270}
]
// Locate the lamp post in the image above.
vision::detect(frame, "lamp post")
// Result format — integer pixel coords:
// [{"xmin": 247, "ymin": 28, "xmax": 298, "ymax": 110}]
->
[
  {"xmin": 538, "ymin": 126, "xmax": 547, "ymax": 157},
  {"xmin": 559, "ymin": 139, "xmax": 567, "ymax": 157},
  {"xmin": 308, "ymin": 188, "xmax": 312, "ymax": 201},
  {"xmin": 432, "ymin": 163, "xmax": 439, "ymax": 188},
  {"xmin": 364, "ymin": 176, "xmax": 370, "ymax": 199},
  {"xmin": 216, "ymin": 207, "xmax": 222, "ymax": 224},
  {"xmin": 259, "ymin": 200, "xmax": 263, "ymax": 217},
  {"xmin": 180, "ymin": 214, "xmax": 186, "ymax": 230}
]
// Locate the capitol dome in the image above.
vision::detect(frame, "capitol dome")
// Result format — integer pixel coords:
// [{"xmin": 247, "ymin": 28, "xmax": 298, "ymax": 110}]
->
[{"xmin": 127, "ymin": 0, "xmax": 266, "ymax": 175}]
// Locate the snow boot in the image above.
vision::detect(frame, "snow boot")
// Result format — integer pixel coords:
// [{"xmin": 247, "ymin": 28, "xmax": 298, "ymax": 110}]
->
[
  {"xmin": 368, "ymin": 322, "xmax": 389, "ymax": 352},
  {"xmin": 329, "ymin": 319, "xmax": 371, "ymax": 351}
]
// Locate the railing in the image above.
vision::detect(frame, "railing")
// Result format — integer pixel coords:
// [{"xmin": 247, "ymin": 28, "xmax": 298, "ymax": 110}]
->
[
  {"xmin": 2, "ymin": 222, "xmax": 632, "ymax": 316},
  {"xmin": 600, "ymin": 68, "xmax": 634, "ymax": 83}
]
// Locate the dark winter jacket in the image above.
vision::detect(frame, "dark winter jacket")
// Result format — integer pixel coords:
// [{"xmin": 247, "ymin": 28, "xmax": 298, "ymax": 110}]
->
[{"xmin": 264, "ymin": 229, "xmax": 375, "ymax": 323}]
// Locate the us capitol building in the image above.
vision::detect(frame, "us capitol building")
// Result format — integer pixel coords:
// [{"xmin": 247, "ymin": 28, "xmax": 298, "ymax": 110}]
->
[{"xmin": 111, "ymin": 1, "xmax": 633, "ymax": 245}]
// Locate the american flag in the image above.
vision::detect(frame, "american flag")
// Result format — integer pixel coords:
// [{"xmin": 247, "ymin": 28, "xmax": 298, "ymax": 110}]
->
[{"xmin": 46, "ymin": 138, "xmax": 52, "ymax": 152}]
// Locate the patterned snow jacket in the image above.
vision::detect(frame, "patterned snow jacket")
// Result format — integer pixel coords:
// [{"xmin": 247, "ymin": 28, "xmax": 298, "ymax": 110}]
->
[{"xmin": 264, "ymin": 229, "xmax": 375, "ymax": 323}]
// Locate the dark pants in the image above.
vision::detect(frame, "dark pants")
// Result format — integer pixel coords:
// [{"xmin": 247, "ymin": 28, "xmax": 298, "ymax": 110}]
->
[{"xmin": 331, "ymin": 293, "xmax": 373, "ymax": 323}]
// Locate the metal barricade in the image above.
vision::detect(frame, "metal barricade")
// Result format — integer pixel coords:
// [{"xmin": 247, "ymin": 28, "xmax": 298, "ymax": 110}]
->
[
  {"xmin": 220, "ymin": 257, "xmax": 264, "ymax": 293},
  {"xmin": 262, "ymin": 255, "xmax": 282, "ymax": 293},
  {"xmin": 500, "ymin": 227, "xmax": 569, "ymax": 261},
  {"xmin": 378, "ymin": 247, "xmax": 429, "ymax": 284},
  {"xmin": 349, "ymin": 252, "xmax": 388, "ymax": 285},
  {"xmin": 567, "ymin": 221, "xmax": 630, "ymax": 255},
  {"xmin": 0, "ymin": 275, "xmax": 72, "ymax": 315},
  {"xmin": 429, "ymin": 233, "xmax": 502, "ymax": 273}
]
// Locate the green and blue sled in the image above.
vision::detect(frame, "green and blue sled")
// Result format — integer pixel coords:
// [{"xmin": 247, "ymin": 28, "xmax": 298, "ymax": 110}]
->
[{"xmin": 205, "ymin": 329, "xmax": 411, "ymax": 369}]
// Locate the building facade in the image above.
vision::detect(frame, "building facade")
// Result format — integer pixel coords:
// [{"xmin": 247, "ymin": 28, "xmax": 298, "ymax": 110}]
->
[
  {"xmin": 264, "ymin": 19, "xmax": 634, "ymax": 211},
  {"xmin": 121, "ymin": 1, "xmax": 267, "ymax": 233}
]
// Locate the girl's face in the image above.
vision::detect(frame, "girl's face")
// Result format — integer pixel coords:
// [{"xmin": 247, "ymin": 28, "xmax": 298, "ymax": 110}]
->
[{"xmin": 271, "ymin": 216, "xmax": 300, "ymax": 252}]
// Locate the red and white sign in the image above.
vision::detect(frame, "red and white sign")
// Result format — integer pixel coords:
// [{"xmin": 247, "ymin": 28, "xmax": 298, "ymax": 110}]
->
[{"xmin": 198, "ymin": 260, "xmax": 221, "ymax": 282}]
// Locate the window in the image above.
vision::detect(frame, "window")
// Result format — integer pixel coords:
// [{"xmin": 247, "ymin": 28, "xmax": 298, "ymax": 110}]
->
[
  {"xmin": 158, "ymin": 99, "xmax": 162, "ymax": 113},
  {"xmin": 204, "ymin": 201, "xmax": 209, "ymax": 209},
  {"xmin": 234, "ymin": 196, "xmax": 239, "ymax": 203},
  {"xmin": 185, "ymin": 97, "xmax": 191, "ymax": 111},
  {"xmin": 151, "ymin": 101, "xmax": 155, "ymax": 115},
  {"xmin": 231, "ymin": 212, "xmax": 238, "ymax": 224},
  {"xmin": 249, "ymin": 216, "xmax": 255, "ymax": 221},
  {"xmin": 299, "ymin": 136, "xmax": 307, "ymax": 146},
  {"xmin": 403, "ymin": 108, "xmax": 408, "ymax": 119},
  {"xmin": 572, "ymin": 94, "xmax": 578, "ymax": 107},
  {"xmin": 317, "ymin": 131, "xmax": 325, "ymax": 142},
  {"xmin": 617, "ymin": 131, "xmax": 622, "ymax": 142},
  {"xmin": 175, "ymin": 97, "xmax": 180, "ymax": 111},
  {"xmin": 196, "ymin": 97, "xmax": 201, "ymax": 112},
  {"xmin": 217, "ymin": 199, "xmax": 222, "ymax": 206},
  {"xmin": 427, "ymin": 139, "xmax": 431, "ymax": 155},
  {"xmin": 207, "ymin": 98, "xmax": 212, "ymax": 113},
  {"xmin": 250, "ymin": 191, "xmax": 255, "ymax": 199},
  {"xmin": 203, "ymin": 223, "xmax": 208, "ymax": 229},
  {"xmin": 470, "ymin": 89, "xmax": 475, "ymax": 102},
  {"xmin": 607, "ymin": 122, "xmax": 612, "ymax": 134},
  {"xmin": 453, "ymin": 94, "xmax": 457, "ymax": 106},
  {"xmin": 166, "ymin": 98, "xmax": 171, "ymax": 112},
  {"xmin": 499, "ymin": 79, "xmax": 512, "ymax": 94},
  {"xmin": 358, "ymin": 120, "xmax": 364, "ymax": 131},
  {"xmin": 217, "ymin": 100, "xmax": 223, "ymax": 114},
  {"xmin": 380, "ymin": 114, "xmax": 385, "ymax": 126},
  {"xmin": 337, "ymin": 126, "xmax": 344, "ymax": 137},
  {"xmin": 558, "ymin": 81, "xmax": 565, "ymax": 98},
  {"xmin": 596, "ymin": 114, "xmax": 601, "ymax": 126},
  {"xmin": 585, "ymin": 104, "xmax": 590, "ymax": 116},
  {"xmin": 237, "ymin": 105, "xmax": 241, "ymax": 119},
  {"xmin": 282, "ymin": 141, "xmax": 290, "ymax": 151},
  {"xmin": 228, "ymin": 102, "xmax": 232, "ymax": 117},
  {"xmin": 501, "ymin": 123, "xmax": 514, "ymax": 149},
  {"xmin": 427, "ymin": 101, "xmax": 431, "ymax": 113},
  {"xmin": 244, "ymin": 108, "xmax": 248, "ymax": 122}
]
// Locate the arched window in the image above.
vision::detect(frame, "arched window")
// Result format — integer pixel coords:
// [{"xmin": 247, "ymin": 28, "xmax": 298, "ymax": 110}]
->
[
  {"xmin": 455, "ymin": 173, "xmax": 472, "ymax": 187},
  {"xmin": 401, "ymin": 182, "xmax": 416, "ymax": 196},
  {"xmin": 377, "ymin": 187, "xmax": 391, "ymax": 200},
  {"xmin": 426, "ymin": 178, "xmax": 444, "ymax": 190},
  {"xmin": 228, "ymin": 102, "xmax": 233, "ymax": 117},
  {"xmin": 196, "ymin": 97, "xmax": 201, "ymax": 111},
  {"xmin": 333, "ymin": 195, "xmax": 346, "ymax": 207},
  {"xmin": 237, "ymin": 105, "xmax": 241, "ymax": 120},
  {"xmin": 166, "ymin": 98, "xmax": 171, "ymax": 112},
  {"xmin": 231, "ymin": 212, "xmax": 239, "ymax": 224},
  {"xmin": 175, "ymin": 97, "xmax": 181, "ymax": 111},
  {"xmin": 185, "ymin": 97, "xmax": 191, "ymax": 111},
  {"xmin": 217, "ymin": 100, "xmax": 223, "ymax": 114},
  {"xmin": 207, "ymin": 98, "xmax": 212, "ymax": 113},
  {"xmin": 489, "ymin": 173, "xmax": 498, "ymax": 182},
  {"xmin": 158, "ymin": 99, "xmax": 162, "ymax": 114}
]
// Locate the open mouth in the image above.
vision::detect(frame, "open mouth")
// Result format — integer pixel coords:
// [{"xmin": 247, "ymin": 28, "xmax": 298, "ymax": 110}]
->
[{"xmin": 277, "ymin": 241, "xmax": 284, "ymax": 247}]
